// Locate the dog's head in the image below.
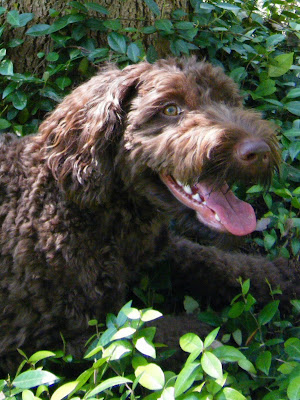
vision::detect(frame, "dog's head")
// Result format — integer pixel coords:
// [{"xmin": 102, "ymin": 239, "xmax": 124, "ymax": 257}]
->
[{"xmin": 39, "ymin": 57, "xmax": 280, "ymax": 236}]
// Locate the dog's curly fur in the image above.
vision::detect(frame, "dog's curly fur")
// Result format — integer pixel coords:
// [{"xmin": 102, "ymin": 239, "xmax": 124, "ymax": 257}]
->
[{"xmin": 0, "ymin": 58, "xmax": 298, "ymax": 372}]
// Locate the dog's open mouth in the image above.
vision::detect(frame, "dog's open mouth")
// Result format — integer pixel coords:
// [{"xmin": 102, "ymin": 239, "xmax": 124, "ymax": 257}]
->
[{"xmin": 160, "ymin": 174, "xmax": 256, "ymax": 236}]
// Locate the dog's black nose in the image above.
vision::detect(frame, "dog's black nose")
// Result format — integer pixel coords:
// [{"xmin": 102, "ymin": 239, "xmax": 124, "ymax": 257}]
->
[{"xmin": 236, "ymin": 139, "xmax": 271, "ymax": 166}]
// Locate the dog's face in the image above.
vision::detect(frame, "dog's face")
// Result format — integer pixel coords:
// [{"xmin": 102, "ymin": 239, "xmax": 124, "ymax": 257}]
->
[
  {"xmin": 120, "ymin": 59, "xmax": 280, "ymax": 236},
  {"xmin": 40, "ymin": 58, "xmax": 280, "ymax": 236}
]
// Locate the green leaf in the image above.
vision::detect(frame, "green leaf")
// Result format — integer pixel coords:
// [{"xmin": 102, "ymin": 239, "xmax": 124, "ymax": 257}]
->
[
  {"xmin": 28, "ymin": 351, "xmax": 56, "ymax": 364},
  {"xmin": 7, "ymin": 10, "xmax": 20, "ymax": 26},
  {"xmin": 127, "ymin": 43, "xmax": 141, "ymax": 63},
  {"xmin": 174, "ymin": 362, "xmax": 200, "ymax": 397},
  {"xmin": 108, "ymin": 32, "xmax": 127, "ymax": 54},
  {"xmin": 184, "ymin": 296, "xmax": 199, "ymax": 314},
  {"xmin": 141, "ymin": 309, "xmax": 162, "ymax": 322},
  {"xmin": 155, "ymin": 19, "xmax": 174, "ymax": 34},
  {"xmin": 263, "ymin": 233, "xmax": 276, "ymax": 250},
  {"xmin": 232, "ymin": 329, "xmax": 242, "ymax": 346},
  {"xmin": 55, "ymin": 77, "xmax": 72, "ymax": 90},
  {"xmin": 123, "ymin": 307, "xmax": 141, "ymax": 320},
  {"xmin": 0, "ymin": 59, "xmax": 14, "ymax": 76},
  {"xmin": 13, "ymin": 370, "xmax": 59, "ymax": 389},
  {"xmin": 144, "ymin": 0, "xmax": 160, "ymax": 16},
  {"xmin": 11, "ymin": 91, "xmax": 27, "ymax": 110},
  {"xmin": 222, "ymin": 387, "xmax": 246, "ymax": 400},
  {"xmin": 26, "ymin": 24, "xmax": 51, "ymax": 36},
  {"xmin": 241, "ymin": 279, "xmax": 250, "ymax": 296},
  {"xmin": 228, "ymin": 301, "xmax": 245, "ymax": 318},
  {"xmin": 256, "ymin": 351, "xmax": 272, "ymax": 375},
  {"xmin": 204, "ymin": 327, "xmax": 220, "ymax": 348},
  {"xmin": 85, "ymin": 2, "xmax": 109, "ymax": 14},
  {"xmin": 102, "ymin": 340, "xmax": 132, "ymax": 360},
  {"xmin": 216, "ymin": 4, "xmax": 241, "ymax": 11},
  {"xmin": 135, "ymin": 336, "xmax": 156, "ymax": 358},
  {"xmin": 284, "ymin": 338, "xmax": 300, "ymax": 359},
  {"xmin": 269, "ymin": 52, "xmax": 294, "ymax": 77},
  {"xmin": 287, "ymin": 376, "xmax": 300, "ymax": 400},
  {"xmin": 111, "ymin": 327, "xmax": 136, "ymax": 340},
  {"xmin": 286, "ymin": 88, "xmax": 300, "ymax": 99},
  {"xmin": 254, "ymin": 80, "xmax": 276, "ymax": 98},
  {"xmin": 214, "ymin": 345, "xmax": 246, "ymax": 362},
  {"xmin": 103, "ymin": 19, "xmax": 121, "ymax": 30},
  {"xmin": 201, "ymin": 351, "xmax": 223, "ymax": 379},
  {"xmin": 88, "ymin": 377, "xmax": 132, "ymax": 398},
  {"xmin": 22, "ymin": 389, "xmax": 34, "ymax": 400},
  {"xmin": 258, "ymin": 300, "xmax": 280, "ymax": 325},
  {"xmin": 51, "ymin": 381, "xmax": 79, "ymax": 400},
  {"xmin": 135, "ymin": 363, "xmax": 165, "ymax": 390},
  {"xmin": 285, "ymin": 101, "xmax": 300, "ymax": 117},
  {"xmin": 18, "ymin": 13, "xmax": 34, "ymax": 27},
  {"xmin": 46, "ymin": 52, "xmax": 59, "ymax": 62},
  {"xmin": 238, "ymin": 359, "xmax": 256, "ymax": 374},
  {"xmin": 8, "ymin": 38, "xmax": 24, "ymax": 48},
  {"xmin": 180, "ymin": 333, "xmax": 203, "ymax": 353},
  {"xmin": 266, "ymin": 34, "xmax": 285, "ymax": 49},
  {"xmin": 0, "ymin": 119, "xmax": 11, "ymax": 129}
]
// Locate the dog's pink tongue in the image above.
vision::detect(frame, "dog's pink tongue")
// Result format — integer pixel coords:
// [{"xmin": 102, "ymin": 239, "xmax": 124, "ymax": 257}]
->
[{"xmin": 199, "ymin": 184, "xmax": 257, "ymax": 236}]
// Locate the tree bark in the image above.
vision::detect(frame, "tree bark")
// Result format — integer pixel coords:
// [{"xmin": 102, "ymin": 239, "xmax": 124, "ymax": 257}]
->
[{"xmin": 2, "ymin": 0, "xmax": 191, "ymax": 73}]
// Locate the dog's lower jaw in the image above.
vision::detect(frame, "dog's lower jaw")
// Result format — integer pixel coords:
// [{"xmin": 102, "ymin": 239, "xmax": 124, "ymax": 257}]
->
[{"xmin": 160, "ymin": 174, "xmax": 257, "ymax": 236}]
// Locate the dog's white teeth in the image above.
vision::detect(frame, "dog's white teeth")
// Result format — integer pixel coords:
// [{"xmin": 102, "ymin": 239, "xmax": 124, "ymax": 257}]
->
[
  {"xmin": 202, "ymin": 201, "xmax": 207, "ymax": 206},
  {"xmin": 192, "ymin": 193, "xmax": 202, "ymax": 203},
  {"xmin": 183, "ymin": 185, "xmax": 192, "ymax": 195},
  {"xmin": 176, "ymin": 179, "xmax": 183, "ymax": 187},
  {"xmin": 215, "ymin": 213, "xmax": 221, "ymax": 222}
]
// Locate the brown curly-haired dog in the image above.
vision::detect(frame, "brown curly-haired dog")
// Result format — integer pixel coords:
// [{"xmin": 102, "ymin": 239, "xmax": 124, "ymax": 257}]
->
[{"xmin": 0, "ymin": 58, "xmax": 298, "ymax": 372}]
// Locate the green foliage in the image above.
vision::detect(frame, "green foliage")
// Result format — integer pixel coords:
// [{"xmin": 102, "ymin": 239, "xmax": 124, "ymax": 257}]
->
[{"xmin": 1, "ymin": 287, "xmax": 299, "ymax": 400}]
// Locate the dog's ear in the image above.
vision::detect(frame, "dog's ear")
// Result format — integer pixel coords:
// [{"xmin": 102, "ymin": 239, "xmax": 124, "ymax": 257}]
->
[{"xmin": 39, "ymin": 62, "xmax": 151, "ymax": 207}]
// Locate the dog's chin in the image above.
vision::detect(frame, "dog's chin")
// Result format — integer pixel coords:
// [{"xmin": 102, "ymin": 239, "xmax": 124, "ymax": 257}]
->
[{"xmin": 160, "ymin": 174, "xmax": 257, "ymax": 237}]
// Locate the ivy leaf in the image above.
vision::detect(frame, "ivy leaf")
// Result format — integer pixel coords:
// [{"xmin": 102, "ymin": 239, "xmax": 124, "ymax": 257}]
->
[{"xmin": 108, "ymin": 32, "xmax": 127, "ymax": 54}]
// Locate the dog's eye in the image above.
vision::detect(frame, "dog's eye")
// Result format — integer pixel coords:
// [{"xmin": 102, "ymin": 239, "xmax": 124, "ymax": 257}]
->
[{"xmin": 163, "ymin": 104, "xmax": 181, "ymax": 116}]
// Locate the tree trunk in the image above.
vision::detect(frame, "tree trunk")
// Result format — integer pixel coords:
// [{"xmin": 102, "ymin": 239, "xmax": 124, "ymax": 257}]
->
[{"xmin": 2, "ymin": 0, "xmax": 191, "ymax": 73}]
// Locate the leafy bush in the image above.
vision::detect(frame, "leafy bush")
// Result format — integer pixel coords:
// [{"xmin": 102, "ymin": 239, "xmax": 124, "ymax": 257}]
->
[{"xmin": 1, "ymin": 283, "xmax": 299, "ymax": 400}]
